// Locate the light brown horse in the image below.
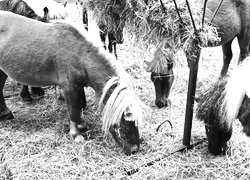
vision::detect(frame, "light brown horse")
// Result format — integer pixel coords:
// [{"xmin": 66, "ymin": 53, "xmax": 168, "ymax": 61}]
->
[{"xmin": 0, "ymin": 11, "xmax": 147, "ymax": 155}]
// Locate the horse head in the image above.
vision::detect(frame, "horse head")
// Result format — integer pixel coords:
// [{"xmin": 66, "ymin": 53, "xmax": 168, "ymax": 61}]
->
[
  {"xmin": 99, "ymin": 77, "xmax": 147, "ymax": 155},
  {"xmin": 150, "ymin": 64, "xmax": 174, "ymax": 108},
  {"xmin": 109, "ymin": 106, "xmax": 140, "ymax": 155},
  {"xmin": 146, "ymin": 49, "xmax": 174, "ymax": 108}
]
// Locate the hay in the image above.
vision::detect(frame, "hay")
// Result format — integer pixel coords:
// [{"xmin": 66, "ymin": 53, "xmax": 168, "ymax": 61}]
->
[{"xmin": 83, "ymin": 0, "xmax": 220, "ymax": 62}]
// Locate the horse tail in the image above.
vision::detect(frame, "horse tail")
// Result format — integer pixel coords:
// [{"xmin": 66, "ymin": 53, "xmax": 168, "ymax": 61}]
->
[{"xmin": 220, "ymin": 58, "xmax": 250, "ymax": 129}]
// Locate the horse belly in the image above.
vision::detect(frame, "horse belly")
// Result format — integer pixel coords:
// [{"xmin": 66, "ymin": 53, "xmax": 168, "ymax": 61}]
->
[
  {"xmin": 0, "ymin": 50, "xmax": 59, "ymax": 87},
  {"xmin": 1, "ymin": 64, "xmax": 58, "ymax": 87}
]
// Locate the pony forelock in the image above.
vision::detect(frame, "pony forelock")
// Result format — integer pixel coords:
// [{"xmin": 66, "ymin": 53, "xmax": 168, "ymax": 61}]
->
[
  {"xmin": 220, "ymin": 58, "xmax": 250, "ymax": 128},
  {"xmin": 98, "ymin": 77, "xmax": 148, "ymax": 135}
]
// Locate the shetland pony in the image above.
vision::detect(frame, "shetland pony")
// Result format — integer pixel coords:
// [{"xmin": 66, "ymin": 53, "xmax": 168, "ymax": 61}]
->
[
  {"xmin": 196, "ymin": 57, "xmax": 250, "ymax": 155},
  {"xmin": 0, "ymin": 11, "xmax": 147, "ymax": 155},
  {"xmin": 0, "ymin": 0, "xmax": 68, "ymax": 102},
  {"xmin": 148, "ymin": 0, "xmax": 250, "ymax": 108},
  {"xmin": 146, "ymin": 48, "xmax": 174, "ymax": 108}
]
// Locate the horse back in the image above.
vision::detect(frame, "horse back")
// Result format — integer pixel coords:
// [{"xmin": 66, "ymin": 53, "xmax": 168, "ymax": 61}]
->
[
  {"xmin": 204, "ymin": 0, "xmax": 250, "ymax": 45},
  {"xmin": 0, "ymin": 11, "xmax": 117, "ymax": 88},
  {"xmin": 0, "ymin": 11, "xmax": 62, "ymax": 86}
]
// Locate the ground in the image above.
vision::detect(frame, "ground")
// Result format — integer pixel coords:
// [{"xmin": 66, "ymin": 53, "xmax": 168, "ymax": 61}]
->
[{"xmin": 1, "ymin": 1, "xmax": 250, "ymax": 180}]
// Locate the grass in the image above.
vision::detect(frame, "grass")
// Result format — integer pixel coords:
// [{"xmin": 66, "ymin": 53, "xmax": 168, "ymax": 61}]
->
[{"xmin": 1, "ymin": 2, "xmax": 250, "ymax": 180}]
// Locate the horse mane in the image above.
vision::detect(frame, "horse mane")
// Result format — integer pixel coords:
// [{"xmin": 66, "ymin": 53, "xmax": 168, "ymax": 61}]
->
[
  {"xmin": 23, "ymin": 0, "xmax": 68, "ymax": 20},
  {"xmin": 146, "ymin": 47, "xmax": 174, "ymax": 74},
  {"xmin": 98, "ymin": 77, "xmax": 148, "ymax": 135},
  {"xmin": 196, "ymin": 78, "xmax": 227, "ymax": 126},
  {"xmin": 220, "ymin": 58, "xmax": 250, "ymax": 129}
]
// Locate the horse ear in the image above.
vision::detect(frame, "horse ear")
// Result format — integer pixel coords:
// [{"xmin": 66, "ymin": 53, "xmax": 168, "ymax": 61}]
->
[
  {"xmin": 144, "ymin": 60, "xmax": 150, "ymax": 66},
  {"xmin": 43, "ymin": 7, "xmax": 49, "ymax": 15},
  {"xmin": 64, "ymin": 2, "xmax": 68, "ymax": 7},
  {"xmin": 43, "ymin": 7, "xmax": 49, "ymax": 22}
]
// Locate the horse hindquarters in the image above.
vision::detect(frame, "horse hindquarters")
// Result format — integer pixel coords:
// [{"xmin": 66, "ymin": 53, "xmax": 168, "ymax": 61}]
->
[{"xmin": 0, "ymin": 70, "xmax": 14, "ymax": 120}]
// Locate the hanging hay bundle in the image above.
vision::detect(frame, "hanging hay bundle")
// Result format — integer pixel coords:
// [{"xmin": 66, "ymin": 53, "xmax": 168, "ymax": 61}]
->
[
  {"xmin": 83, "ymin": 0, "xmax": 220, "ymax": 49},
  {"xmin": 81, "ymin": 0, "xmax": 220, "ymax": 72}
]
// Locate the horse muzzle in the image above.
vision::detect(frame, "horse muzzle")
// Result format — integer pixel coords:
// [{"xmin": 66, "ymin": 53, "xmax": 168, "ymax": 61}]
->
[
  {"xmin": 155, "ymin": 99, "xmax": 170, "ymax": 108},
  {"xmin": 109, "ymin": 126, "xmax": 140, "ymax": 155}
]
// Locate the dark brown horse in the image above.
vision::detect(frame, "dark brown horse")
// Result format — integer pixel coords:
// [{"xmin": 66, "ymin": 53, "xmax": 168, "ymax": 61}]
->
[
  {"xmin": 197, "ymin": 58, "xmax": 250, "ymax": 155},
  {"xmin": 80, "ymin": 6, "xmax": 125, "ymax": 59},
  {"xmin": 0, "ymin": 11, "xmax": 147, "ymax": 155},
  {"xmin": 98, "ymin": 20, "xmax": 124, "ymax": 59},
  {"xmin": 148, "ymin": 0, "xmax": 250, "ymax": 108}
]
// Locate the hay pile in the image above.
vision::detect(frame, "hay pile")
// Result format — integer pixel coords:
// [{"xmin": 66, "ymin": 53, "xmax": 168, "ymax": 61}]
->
[{"xmin": 82, "ymin": 0, "xmax": 220, "ymax": 68}]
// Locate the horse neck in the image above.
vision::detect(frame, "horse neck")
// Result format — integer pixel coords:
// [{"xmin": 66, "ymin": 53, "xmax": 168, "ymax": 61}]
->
[{"xmin": 81, "ymin": 49, "xmax": 118, "ymax": 98}]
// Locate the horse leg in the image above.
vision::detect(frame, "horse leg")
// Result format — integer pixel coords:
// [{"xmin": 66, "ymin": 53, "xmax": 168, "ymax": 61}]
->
[
  {"xmin": 220, "ymin": 40, "xmax": 233, "ymax": 77},
  {"xmin": 57, "ymin": 87, "xmax": 86, "ymax": 111},
  {"xmin": 20, "ymin": 85, "xmax": 33, "ymax": 102},
  {"xmin": 0, "ymin": 70, "xmax": 14, "ymax": 120},
  {"xmin": 108, "ymin": 33, "xmax": 118, "ymax": 59},
  {"xmin": 82, "ymin": 7, "xmax": 88, "ymax": 31},
  {"xmin": 81, "ymin": 88, "xmax": 86, "ymax": 110},
  {"xmin": 63, "ymin": 86, "xmax": 84, "ymax": 142},
  {"xmin": 237, "ymin": 37, "xmax": 250, "ymax": 64},
  {"xmin": 31, "ymin": 87, "xmax": 45, "ymax": 97},
  {"xmin": 99, "ymin": 31, "xmax": 107, "ymax": 50},
  {"xmin": 77, "ymin": 88, "xmax": 87, "ymax": 130},
  {"xmin": 113, "ymin": 42, "xmax": 118, "ymax": 59}
]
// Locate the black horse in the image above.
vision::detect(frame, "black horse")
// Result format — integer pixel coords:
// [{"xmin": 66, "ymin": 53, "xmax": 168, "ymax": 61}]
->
[{"xmin": 197, "ymin": 58, "xmax": 250, "ymax": 155}]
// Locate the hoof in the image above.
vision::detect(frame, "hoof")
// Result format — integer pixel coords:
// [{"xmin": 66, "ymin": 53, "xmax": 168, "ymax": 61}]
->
[
  {"xmin": 74, "ymin": 134, "xmax": 85, "ymax": 142},
  {"xmin": 0, "ymin": 109, "xmax": 14, "ymax": 121}
]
